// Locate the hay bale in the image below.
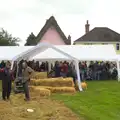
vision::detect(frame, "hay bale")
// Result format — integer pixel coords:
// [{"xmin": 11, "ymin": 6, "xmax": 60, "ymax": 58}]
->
[
  {"xmin": 35, "ymin": 86, "xmax": 52, "ymax": 90},
  {"xmin": 75, "ymin": 81, "xmax": 87, "ymax": 90},
  {"xmin": 35, "ymin": 86, "xmax": 76, "ymax": 93},
  {"xmin": 30, "ymin": 77, "xmax": 74, "ymax": 87},
  {"xmin": 29, "ymin": 86, "xmax": 35, "ymax": 92},
  {"xmin": 31, "ymin": 72, "xmax": 47, "ymax": 79},
  {"xmin": 33, "ymin": 87, "xmax": 51, "ymax": 96},
  {"xmin": 81, "ymin": 82, "xmax": 87, "ymax": 89},
  {"xmin": 50, "ymin": 87, "xmax": 76, "ymax": 93}
]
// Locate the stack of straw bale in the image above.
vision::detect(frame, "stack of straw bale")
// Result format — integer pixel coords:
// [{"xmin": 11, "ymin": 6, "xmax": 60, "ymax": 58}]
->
[
  {"xmin": 30, "ymin": 77, "xmax": 74, "ymax": 87},
  {"xmin": 29, "ymin": 86, "xmax": 51, "ymax": 96},
  {"xmin": 29, "ymin": 77, "xmax": 76, "ymax": 94},
  {"xmin": 31, "ymin": 72, "xmax": 47, "ymax": 79},
  {"xmin": 35, "ymin": 86, "xmax": 76, "ymax": 93}
]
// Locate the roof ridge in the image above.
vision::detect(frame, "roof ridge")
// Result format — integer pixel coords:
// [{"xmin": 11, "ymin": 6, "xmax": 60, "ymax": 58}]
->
[{"xmin": 74, "ymin": 27, "xmax": 120, "ymax": 43}]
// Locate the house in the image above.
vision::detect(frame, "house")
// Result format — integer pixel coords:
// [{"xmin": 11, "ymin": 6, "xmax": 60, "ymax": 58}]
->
[
  {"xmin": 74, "ymin": 20, "xmax": 120, "ymax": 54},
  {"xmin": 35, "ymin": 16, "xmax": 71, "ymax": 45}
]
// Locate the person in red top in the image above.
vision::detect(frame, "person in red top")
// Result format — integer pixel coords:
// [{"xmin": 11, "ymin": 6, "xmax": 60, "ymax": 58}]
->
[
  {"xmin": 0, "ymin": 61, "xmax": 14, "ymax": 101},
  {"xmin": 60, "ymin": 62, "xmax": 68, "ymax": 77},
  {"xmin": 63, "ymin": 62, "xmax": 68, "ymax": 74}
]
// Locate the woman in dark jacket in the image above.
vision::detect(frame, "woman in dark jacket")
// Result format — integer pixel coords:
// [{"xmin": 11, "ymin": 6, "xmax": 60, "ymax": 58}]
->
[{"xmin": 0, "ymin": 61, "xmax": 14, "ymax": 101}]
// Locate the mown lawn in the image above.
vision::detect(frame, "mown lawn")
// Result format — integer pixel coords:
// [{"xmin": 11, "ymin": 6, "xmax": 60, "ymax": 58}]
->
[{"xmin": 52, "ymin": 80, "xmax": 120, "ymax": 120}]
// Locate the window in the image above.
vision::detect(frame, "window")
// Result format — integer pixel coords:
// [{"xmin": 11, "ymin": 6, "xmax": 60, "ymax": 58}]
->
[{"xmin": 116, "ymin": 43, "xmax": 119, "ymax": 50}]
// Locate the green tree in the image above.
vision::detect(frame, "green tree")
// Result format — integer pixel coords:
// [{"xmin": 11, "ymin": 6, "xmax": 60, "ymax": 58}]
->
[
  {"xmin": 24, "ymin": 32, "xmax": 37, "ymax": 46},
  {"xmin": 0, "ymin": 28, "xmax": 20, "ymax": 46}
]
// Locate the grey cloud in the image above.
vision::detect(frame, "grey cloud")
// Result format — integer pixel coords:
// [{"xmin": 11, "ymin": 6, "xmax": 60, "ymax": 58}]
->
[{"xmin": 39, "ymin": 0, "xmax": 96, "ymax": 14}]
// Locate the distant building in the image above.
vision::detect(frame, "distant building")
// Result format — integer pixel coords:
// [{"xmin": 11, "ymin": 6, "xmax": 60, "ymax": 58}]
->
[
  {"xmin": 36, "ymin": 16, "xmax": 71, "ymax": 45},
  {"xmin": 74, "ymin": 20, "xmax": 120, "ymax": 54}
]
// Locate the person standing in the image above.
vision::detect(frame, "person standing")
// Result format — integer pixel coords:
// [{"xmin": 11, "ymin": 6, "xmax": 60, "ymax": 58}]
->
[
  {"xmin": 21, "ymin": 62, "xmax": 34, "ymax": 101},
  {"xmin": 0, "ymin": 61, "xmax": 14, "ymax": 101}
]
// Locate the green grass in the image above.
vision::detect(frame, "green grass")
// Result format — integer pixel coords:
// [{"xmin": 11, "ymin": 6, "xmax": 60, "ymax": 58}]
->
[{"xmin": 52, "ymin": 80, "xmax": 120, "ymax": 120}]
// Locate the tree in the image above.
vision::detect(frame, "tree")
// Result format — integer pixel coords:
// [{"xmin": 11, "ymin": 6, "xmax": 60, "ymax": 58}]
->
[
  {"xmin": 24, "ymin": 32, "xmax": 37, "ymax": 46},
  {"xmin": 0, "ymin": 28, "xmax": 20, "ymax": 46}
]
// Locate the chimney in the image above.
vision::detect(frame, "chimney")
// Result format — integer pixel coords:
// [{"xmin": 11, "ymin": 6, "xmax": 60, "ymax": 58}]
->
[
  {"xmin": 85, "ymin": 20, "xmax": 90, "ymax": 34},
  {"xmin": 68, "ymin": 35, "xmax": 71, "ymax": 45}
]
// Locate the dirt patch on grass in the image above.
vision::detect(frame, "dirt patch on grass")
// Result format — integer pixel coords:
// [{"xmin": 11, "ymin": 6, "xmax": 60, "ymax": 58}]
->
[{"xmin": 0, "ymin": 93, "xmax": 80, "ymax": 120}]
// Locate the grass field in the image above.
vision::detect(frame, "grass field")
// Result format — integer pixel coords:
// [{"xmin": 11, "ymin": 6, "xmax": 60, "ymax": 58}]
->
[
  {"xmin": 52, "ymin": 80, "xmax": 120, "ymax": 120},
  {"xmin": 0, "ymin": 80, "xmax": 120, "ymax": 120}
]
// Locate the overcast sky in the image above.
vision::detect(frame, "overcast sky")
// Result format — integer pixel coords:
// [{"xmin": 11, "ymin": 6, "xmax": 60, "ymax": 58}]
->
[{"xmin": 0, "ymin": 0, "xmax": 120, "ymax": 45}]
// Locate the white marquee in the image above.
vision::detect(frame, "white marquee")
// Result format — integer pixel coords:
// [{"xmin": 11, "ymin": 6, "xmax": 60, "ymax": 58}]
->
[{"xmin": 0, "ymin": 43, "xmax": 119, "ymax": 90}]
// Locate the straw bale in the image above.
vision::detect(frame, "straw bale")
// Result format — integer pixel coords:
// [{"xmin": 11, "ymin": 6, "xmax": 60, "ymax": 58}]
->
[
  {"xmin": 33, "ymin": 87, "xmax": 51, "ymax": 96},
  {"xmin": 31, "ymin": 72, "xmax": 47, "ymax": 79},
  {"xmin": 75, "ymin": 81, "xmax": 87, "ymax": 90},
  {"xmin": 35, "ymin": 86, "xmax": 76, "ymax": 93},
  {"xmin": 30, "ymin": 77, "xmax": 74, "ymax": 87}
]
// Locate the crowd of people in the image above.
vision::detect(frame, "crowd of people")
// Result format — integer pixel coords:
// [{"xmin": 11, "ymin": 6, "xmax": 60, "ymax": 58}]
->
[
  {"xmin": 0, "ymin": 60, "xmax": 118, "ymax": 101},
  {"xmin": 17, "ymin": 60, "xmax": 118, "ymax": 81},
  {"xmin": 0, "ymin": 60, "xmax": 118, "ymax": 82}
]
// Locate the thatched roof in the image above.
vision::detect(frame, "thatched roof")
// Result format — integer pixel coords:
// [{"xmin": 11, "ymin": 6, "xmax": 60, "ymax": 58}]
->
[{"xmin": 36, "ymin": 16, "xmax": 71, "ymax": 45}]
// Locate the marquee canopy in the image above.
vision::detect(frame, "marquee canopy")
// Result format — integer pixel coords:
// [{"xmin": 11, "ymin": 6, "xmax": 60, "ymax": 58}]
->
[
  {"xmin": 12, "ymin": 43, "xmax": 77, "ymax": 62},
  {"xmin": 117, "ymin": 55, "xmax": 120, "ymax": 61},
  {"xmin": 0, "ymin": 46, "xmax": 33, "ymax": 60},
  {"xmin": 0, "ymin": 43, "xmax": 117, "ymax": 62},
  {"xmin": 31, "ymin": 44, "xmax": 118, "ymax": 61}
]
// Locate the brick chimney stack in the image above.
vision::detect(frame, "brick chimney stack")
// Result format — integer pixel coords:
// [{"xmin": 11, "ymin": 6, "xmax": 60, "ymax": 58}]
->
[
  {"xmin": 68, "ymin": 35, "xmax": 71, "ymax": 45},
  {"xmin": 85, "ymin": 20, "xmax": 90, "ymax": 34}
]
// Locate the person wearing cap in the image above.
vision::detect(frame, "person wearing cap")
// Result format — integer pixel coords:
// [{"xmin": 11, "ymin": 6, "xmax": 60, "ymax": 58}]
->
[
  {"xmin": 0, "ymin": 61, "xmax": 14, "ymax": 101},
  {"xmin": 21, "ymin": 61, "xmax": 34, "ymax": 101}
]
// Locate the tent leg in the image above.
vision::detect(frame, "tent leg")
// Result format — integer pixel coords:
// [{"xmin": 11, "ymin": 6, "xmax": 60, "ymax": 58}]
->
[
  {"xmin": 48, "ymin": 61, "xmax": 52, "ymax": 72},
  {"xmin": 74, "ymin": 60, "xmax": 83, "ymax": 91},
  {"xmin": 11, "ymin": 60, "xmax": 14, "ymax": 70},
  {"xmin": 116, "ymin": 61, "xmax": 120, "ymax": 82}
]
